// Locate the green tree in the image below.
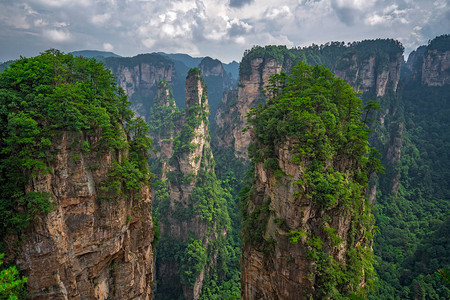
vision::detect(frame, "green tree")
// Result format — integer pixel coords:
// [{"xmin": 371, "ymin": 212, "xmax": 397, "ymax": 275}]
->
[{"xmin": 0, "ymin": 254, "xmax": 27, "ymax": 299}]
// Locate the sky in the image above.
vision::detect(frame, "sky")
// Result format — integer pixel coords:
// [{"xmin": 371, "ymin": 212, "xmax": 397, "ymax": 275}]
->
[{"xmin": 0, "ymin": 0, "xmax": 449, "ymax": 63}]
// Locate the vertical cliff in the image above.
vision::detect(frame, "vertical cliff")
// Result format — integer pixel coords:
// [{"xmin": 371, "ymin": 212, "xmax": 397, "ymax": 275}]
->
[
  {"xmin": 198, "ymin": 57, "xmax": 235, "ymax": 121},
  {"xmin": 241, "ymin": 62, "xmax": 378, "ymax": 299},
  {"xmin": 12, "ymin": 131, "xmax": 154, "ymax": 299},
  {"xmin": 150, "ymin": 69, "xmax": 230, "ymax": 300},
  {"xmin": 405, "ymin": 34, "xmax": 450, "ymax": 86},
  {"xmin": 0, "ymin": 51, "xmax": 154, "ymax": 299},
  {"xmin": 103, "ymin": 54, "xmax": 181, "ymax": 119}
]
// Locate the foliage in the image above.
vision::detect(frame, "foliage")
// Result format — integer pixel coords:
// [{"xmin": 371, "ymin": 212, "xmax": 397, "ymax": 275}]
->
[
  {"xmin": 179, "ymin": 239, "xmax": 207, "ymax": 287},
  {"xmin": 151, "ymin": 73, "xmax": 238, "ymax": 298},
  {"xmin": 0, "ymin": 253, "xmax": 28, "ymax": 299},
  {"xmin": 427, "ymin": 34, "xmax": 450, "ymax": 51}
]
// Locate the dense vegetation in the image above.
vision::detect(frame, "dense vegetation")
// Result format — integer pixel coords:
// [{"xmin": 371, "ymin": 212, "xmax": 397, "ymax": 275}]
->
[
  {"xmin": 0, "ymin": 50, "xmax": 152, "ymax": 298},
  {"xmin": 243, "ymin": 61, "xmax": 381, "ymax": 298},
  {"xmin": 370, "ymin": 82, "xmax": 450, "ymax": 299}
]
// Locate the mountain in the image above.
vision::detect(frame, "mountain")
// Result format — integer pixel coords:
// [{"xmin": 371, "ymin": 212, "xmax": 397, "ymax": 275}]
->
[
  {"xmin": 370, "ymin": 34, "xmax": 450, "ymax": 299},
  {"xmin": 222, "ymin": 60, "xmax": 239, "ymax": 81},
  {"xmin": 71, "ymin": 50, "xmax": 121, "ymax": 58},
  {"xmin": 159, "ymin": 52, "xmax": 239, "ymax": 81},
  {"xmin": 158, "ymin": 53, "xmax": 204, "ymax": 69},
  {"xmin": 0, "ymin": 50, "xmax": 155, "ymax": 298},
  {"xmin": 212, "ymin": 36, "xmax": 449, "ymax": 299},
  {"xmin": 241, "ymin": 61, "xmax": 378, "ymax": 299}
]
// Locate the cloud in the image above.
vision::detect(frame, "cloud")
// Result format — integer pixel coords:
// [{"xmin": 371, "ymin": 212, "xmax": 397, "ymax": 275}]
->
[
  {"xmin": 264, "ymin": 6, "xmax": 292, "ymax": 19},
  {"xmin": 227, "ymin": 18, "xmax": 252, "ymax": 37},
  {"xmin": 92, "ymin": 13, "xmax": 111, "ymax": 25},
  {"xmin": 365, "ymin": 5, "xmax": 409, "ymax": 26},
  {"xmin": 0, "ymin": 0, "xmax": 447, "ymax": 63},
  {"xmin": 103, "ymin": 42, "xmax": 114, "ymax": 51},
  {"xmin": 229, "ymin": 0, "xmax": 254, "ymax": 8},
  {"xmin": 44, "ymin": 29, "xmax": 71, "ymax": 42}
]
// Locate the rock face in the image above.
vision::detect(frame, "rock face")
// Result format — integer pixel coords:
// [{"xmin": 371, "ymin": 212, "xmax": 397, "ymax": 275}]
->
[
  {"xmin": 405, "ymin": 35, "xmax": 450, "ymax": 86},
  {"xmin": 333, "ymin": 52, "xmax": 402, "ymax": 96},
  {"xmin": 103, "ymin": 54, "xmax": 179, "ymax": 119},
  {"xmin": 7, "ymin": 131, "xmax": 154, "ymax": 299},
  {"xmin": 151, "ymin": 70, "xmax": 228, "ymax": 300},
  {"xmin": 198, "ymin": 57, "xmax": 235, "ymax": 121},
  {"xmin": 421, "ymin": 49, "xmax": 450, "ymax": 86},
  {"xmin": 232, "ymin": 58, "xmax": 283, "ymax": 158}
]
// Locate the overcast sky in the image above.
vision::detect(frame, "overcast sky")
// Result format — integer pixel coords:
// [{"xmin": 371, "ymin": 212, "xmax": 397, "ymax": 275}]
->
[{"xmin": 0, "ymin": 0, "xmax": 449, "ymax": 63}]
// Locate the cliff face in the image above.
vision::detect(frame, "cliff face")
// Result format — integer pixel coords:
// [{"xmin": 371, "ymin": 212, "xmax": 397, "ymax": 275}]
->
[
  {"xmin": 7, "ymin": 131, "xmax": 154, "ymax": 299},
  {"xmin": 152, "ymin": 70, "xmax": 229, "ymax": 300},
  {"xmin": 241, "ymin": 140, "xmax": 355, "ymax": 299},
  {"xmin": 421, "ymin": 49, "xmax": 450, "ymax": 86},
  {"xmin": 199, "ymin": 57, "xmax": 235, "ymax": 121},
  {"xmin": 233, "ymin": 58, "xmax": 283, "ymax": 158},
  {"xmin": 405, "ymin": 35, "xmax": 450, "ymax": 86},
  {"xmin": 333, "ymin": 52, "xmax": 402, "ymax": 96},
  {"xmin": 104, "ymin": 54, "xmax": 178, "ymax": 119}
]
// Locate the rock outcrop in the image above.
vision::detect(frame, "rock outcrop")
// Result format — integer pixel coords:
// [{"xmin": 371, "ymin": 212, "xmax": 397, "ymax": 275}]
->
[
  {"xmin": 6, "ymin": 131, "xmax": 154, "ymax": 299},
  {"xmin": 151, "ymin": 69, "xmax": 228, "ymax": 300},
  {"xmin": 333, "ymin": 52, "xmax": 402, "ymax": 96},
  {"xmin": 405, "ymin": 35, "xmax": 450, "ymax": 86},
  {"xmin": 103, "ymin": 54, "xmax": 179, "ymax": 119},
  {"xmin": 421, "ymin": 49, "xmax": 450, "ymax": 86},
  {"xmin": 198, "ymin": 57, "xmax": 235, "ymax": 120},
  {"xmin": 240, "ymin": 62, "xmax": 376, "ymax": 299}
]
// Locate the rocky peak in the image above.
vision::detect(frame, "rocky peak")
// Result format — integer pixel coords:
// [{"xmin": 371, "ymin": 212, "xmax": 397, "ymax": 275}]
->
[
  {"xmin": 103, "ymin": 54, "xmax": 177, "ymax": 119},
  {"xmin": 156, "ymin": 79, "xmax": 176, "ymax": 107},
  {"xmin": 199, "ymin": 57, "xmax": 224, "ymax": 77},
  {"xmin": 404, "ymin": 35, "xmax": 450, "ymax": 86},
  {"xmin": 215, "ymin": 41, "xmax": 404, "ymax": 161},
  {"xmin": 241, "ymin": 62, "xmax": 376, "ymax": 299},
  {"xmin": 422, "ymin": 50, "xmax": 450, "ymax": 86},
  {"xmin": 185, "ymin": 68, "xmax": 208, "ymax": 113}
]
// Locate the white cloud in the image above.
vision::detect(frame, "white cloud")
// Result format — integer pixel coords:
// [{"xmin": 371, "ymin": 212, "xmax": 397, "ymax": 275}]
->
[
  {"xmin": 265, "ymin": 6, "xmax": 292, "ymax": 19},
  {"xmin": 44, "ymin": 29, "xmax": 71, "ymax": 42},
  {"xmin": 92, "ymin": 13, "xmax": 111, "ymax": 25},
  {"xmin": 34, "ymin": 19, "xmax": 48, "ymax": 27},
  {"xmin": 103, "ymin": 42, "xmax": 114, "ymax": 51},
  {"xmin": 334, "ymin": 0, "xmax": 375, "ymax": 11},
  {"xmin": 32, "ymin": 0, "xmax": 92, "ymax": 8}
]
